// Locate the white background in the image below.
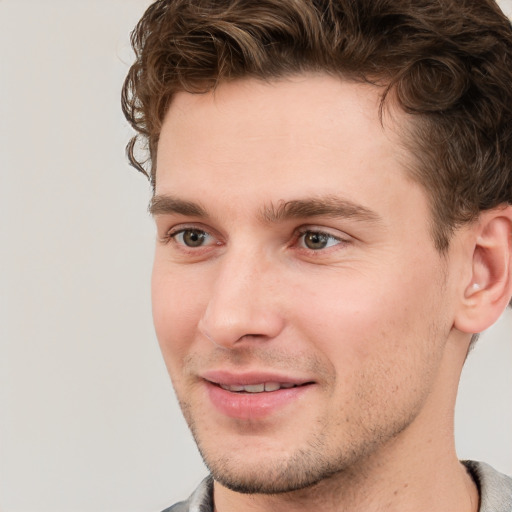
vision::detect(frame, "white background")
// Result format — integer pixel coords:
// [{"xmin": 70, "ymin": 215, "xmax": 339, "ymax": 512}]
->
[{"xmin": 1, "ymin": 1, "xmax": 511, "ymax": 510}]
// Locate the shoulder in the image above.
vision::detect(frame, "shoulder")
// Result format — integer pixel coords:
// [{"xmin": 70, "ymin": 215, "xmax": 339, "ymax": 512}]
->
[
  {"xmin": 463, "ymin": 460, "xmax": 512, "ymax": 512},
  {"xmin": 161, "ymin": 501, "xmax": 189, "ymax": 512},
  {"xmin": 161, "ymin": 476, "xmax": 214, "ymax": 512}
]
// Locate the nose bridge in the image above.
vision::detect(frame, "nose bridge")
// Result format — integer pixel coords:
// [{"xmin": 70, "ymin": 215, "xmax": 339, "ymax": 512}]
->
[{"xmin": 198, "ymin": 245, "xmax": 284, "ymax": 347}]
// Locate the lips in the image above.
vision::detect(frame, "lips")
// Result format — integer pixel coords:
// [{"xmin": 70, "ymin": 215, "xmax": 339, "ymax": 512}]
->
[{"xmin": 201, "ymin": 371, "xmax": 314, "ymax": 420}]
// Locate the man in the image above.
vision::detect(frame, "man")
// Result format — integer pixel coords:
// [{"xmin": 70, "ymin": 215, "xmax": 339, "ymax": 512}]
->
[{"xmin": 122, "ymin": 0, "xmax": 512, "ymax": 510}]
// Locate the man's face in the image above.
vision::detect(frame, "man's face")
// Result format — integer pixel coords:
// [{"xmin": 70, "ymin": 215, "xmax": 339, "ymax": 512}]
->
[{"xmin": 151, "ymin": 75, "xmax": 461, "ymax": 493}]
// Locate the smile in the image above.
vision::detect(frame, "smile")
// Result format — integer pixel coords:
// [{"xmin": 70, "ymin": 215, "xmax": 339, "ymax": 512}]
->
[
  {"xmin": 218, "ymin": 382, "xmax": 301, "ymax": 393},
  {"xmin": 204, "ymin": 376, "xmax": 314, "ymax": 420}
]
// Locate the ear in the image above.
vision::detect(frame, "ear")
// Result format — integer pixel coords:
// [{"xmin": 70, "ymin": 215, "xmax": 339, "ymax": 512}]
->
[{"xmin": 454, "ymin": 205, "xmax": 512, "ymax": 334}]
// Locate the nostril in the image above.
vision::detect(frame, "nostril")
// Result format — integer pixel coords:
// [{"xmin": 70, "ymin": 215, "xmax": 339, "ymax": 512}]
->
[{"xmin": 201, "ymin": 330, "xmax": 267, "ymax": 349}]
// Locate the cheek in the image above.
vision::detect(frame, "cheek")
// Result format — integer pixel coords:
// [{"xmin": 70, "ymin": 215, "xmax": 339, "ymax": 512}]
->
[
  {"xmin": 151, "ymin": 261, "xmax": 207, "ymax": 369},
  {"xmin": 289, "ymin": 263, "xmax": 447, "ymax": 378},
  {"xmin": 288, "ymin": 276, "xmax": 445, "ymax": 439}
]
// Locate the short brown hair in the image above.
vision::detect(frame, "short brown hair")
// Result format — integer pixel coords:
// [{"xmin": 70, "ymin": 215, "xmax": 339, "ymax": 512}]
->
[{"xmin": 122, "ymin": 0, "xmax": 512, "ymax": 254}]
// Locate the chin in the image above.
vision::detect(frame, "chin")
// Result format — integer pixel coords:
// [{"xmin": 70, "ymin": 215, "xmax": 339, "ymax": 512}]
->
[
  {"xmin": 193, "ymin": 429, "xmax": 355, "ymax": 495},
  {"xmin": 205, "ymin": 453, "xmax": 344, "ymax": 495}
]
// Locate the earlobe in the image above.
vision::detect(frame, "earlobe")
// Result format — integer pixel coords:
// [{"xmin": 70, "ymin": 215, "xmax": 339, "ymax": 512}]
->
[{"xmin": 454, "ymin": 206, "xmax": 512, "ymax": 334}]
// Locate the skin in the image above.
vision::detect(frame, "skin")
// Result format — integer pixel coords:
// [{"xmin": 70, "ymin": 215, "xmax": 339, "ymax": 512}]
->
[{"xmin": 151, "ymin": 75, "xmax": 483, "ymax": 512}]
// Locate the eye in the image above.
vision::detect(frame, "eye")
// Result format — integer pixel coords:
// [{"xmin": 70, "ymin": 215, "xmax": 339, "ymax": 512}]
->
[
  {"xmin": 171, "ymin": 228, "xmax": 212, "ymax": 247},
  {"xmin": 298, "ymin": 230, "xmax": 341, "ymax": 250}
]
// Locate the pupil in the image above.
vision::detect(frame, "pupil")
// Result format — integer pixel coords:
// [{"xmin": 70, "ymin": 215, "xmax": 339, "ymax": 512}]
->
[
  {"xmin": 184, "ymin": 230, "xmax": 204, "ymax": 247},
  {"xmin": 305, "ymin": 232, "xmax": 328, "ymax": 249}
]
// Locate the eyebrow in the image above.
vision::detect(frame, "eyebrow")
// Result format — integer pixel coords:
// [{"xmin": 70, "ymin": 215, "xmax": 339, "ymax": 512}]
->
[
  {"xmin": 149, "ymin": 194, "xmax": 381, "ymax": 225},
  {"xmin": 260, "ymin": 196, "xmax": 382, "ymax": 224},
  {"xmin": 149, "ymin": 195, "xmax": 208, "ymax": 217}
]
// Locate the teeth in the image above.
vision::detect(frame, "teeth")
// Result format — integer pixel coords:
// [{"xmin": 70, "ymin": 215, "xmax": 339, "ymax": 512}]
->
[
  {"xmin": 219, "ymin": 384, "xmax": 245, "ymax": 392},
  {"xmin": 244, "ymin": 384, "xmax": 265, "ymax": 393},
  {"xmin": 219, "ymin": 382, "xmax": 298, "ymax": 393}
]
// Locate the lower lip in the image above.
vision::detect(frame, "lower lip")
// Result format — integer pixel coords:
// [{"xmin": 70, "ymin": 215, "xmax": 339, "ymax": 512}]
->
[{"xmin": 205, "ymin": 382, "xmax": 312, "ymax": 420}]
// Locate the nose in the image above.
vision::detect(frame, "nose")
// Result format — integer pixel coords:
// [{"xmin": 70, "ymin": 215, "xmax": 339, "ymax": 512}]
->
[{"xmin": 197, "ymin": 250, "xmax": 285, "ymax": 349}]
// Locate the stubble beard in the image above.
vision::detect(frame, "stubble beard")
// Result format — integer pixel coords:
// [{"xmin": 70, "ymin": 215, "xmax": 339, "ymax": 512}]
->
[
  {"xmin": 178, "ymin": 397, "xmax": 419, "ymax": 495},
  {"xmin": 172, "ymin": 324, "xmax": 445, "ymax": 496}
]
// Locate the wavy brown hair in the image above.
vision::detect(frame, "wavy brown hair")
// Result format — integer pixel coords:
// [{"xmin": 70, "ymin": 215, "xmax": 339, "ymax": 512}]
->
[{"xmin": 122, "ymin": 0, "xmax": 512, "ymax": 257}]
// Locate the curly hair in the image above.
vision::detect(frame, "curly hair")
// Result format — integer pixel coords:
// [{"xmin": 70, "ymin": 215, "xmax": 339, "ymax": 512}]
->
[{"xmin": 122, "ymin": 0, "xmax": 512, "ymax": 256}]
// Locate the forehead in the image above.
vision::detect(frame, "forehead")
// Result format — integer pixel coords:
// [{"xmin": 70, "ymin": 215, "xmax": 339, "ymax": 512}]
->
[
  {"xmin": 155, "ymin": 75, "xmax": 420, "ymax": 220},
  {"xmin": 159, "ymin": 75, "xmax": 394, "ymax": 162}
]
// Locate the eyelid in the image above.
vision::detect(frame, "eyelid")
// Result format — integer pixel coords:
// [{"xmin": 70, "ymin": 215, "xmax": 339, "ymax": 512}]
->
[
  {"xmin": 158, "ymin": 222, "xmax": 352, "ymax": 254},
  {"xmin": 295, "ymin": 225, "xmax": 350, "ymax": 240},
  {"xmin": 161, "ymin": 223, "xmax": 222, "ymax": 250},
  {"xmin": 161, "ymin": 222, "xmax": 210, "ymax": 238},
  {"xmin": 168, "ymin": 226, "xmax": 207, "ymax": 237},
  {"xmin": 293, "ymin": 225, "xmax": 352, "ymax": 252}
]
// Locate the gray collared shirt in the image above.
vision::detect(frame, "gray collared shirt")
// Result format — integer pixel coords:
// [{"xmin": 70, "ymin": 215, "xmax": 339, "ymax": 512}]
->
[{"xmin": 162, "ymin": 461, "xmax": 512, "ymax": 512}]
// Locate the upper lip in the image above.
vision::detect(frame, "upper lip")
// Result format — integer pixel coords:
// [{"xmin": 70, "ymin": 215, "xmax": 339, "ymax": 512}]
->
[{"xmin": 201, "ymin": 370, "xmax": 314, "ymax": 387}]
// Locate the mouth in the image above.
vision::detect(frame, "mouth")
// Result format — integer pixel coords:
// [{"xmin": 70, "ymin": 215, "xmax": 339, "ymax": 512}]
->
[
  {"xmin": 200, "ymin": 370, "xmax": 315, "ymax": 419},
  {"xmin": 216, "ymin": 382, "xmax": 309, "ymax": 393}
]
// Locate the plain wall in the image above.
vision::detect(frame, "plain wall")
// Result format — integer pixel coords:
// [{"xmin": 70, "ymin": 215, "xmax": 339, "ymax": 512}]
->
[{"xmin": 1, "ymin": 1, "xmax": 511, "ymax": 511}]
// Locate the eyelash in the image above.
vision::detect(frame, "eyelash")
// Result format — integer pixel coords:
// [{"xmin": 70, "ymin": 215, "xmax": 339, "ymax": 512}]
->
[
  {"xmin": 162, "ymin": 227, "xmax": 216, "ymax": 247},
  {"xmin": 294, "ymin": 228, "xmax": 345, "ymax": 252},
  {"xmin": 162, "ymin": 226, "xmax": 349, "ymax": 254}
]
